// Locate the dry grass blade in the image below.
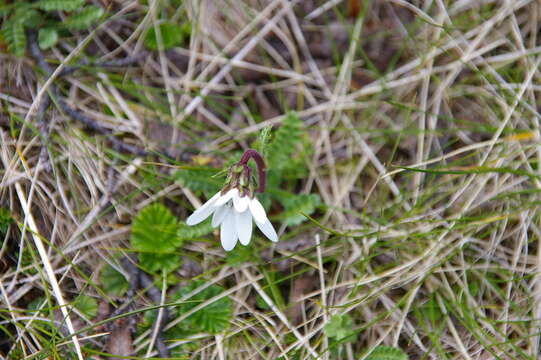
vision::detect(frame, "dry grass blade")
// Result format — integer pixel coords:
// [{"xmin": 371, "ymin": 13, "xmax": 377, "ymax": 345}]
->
[{"xmin": 14, "ymin": 183, "xmax": 83, "ymax": 360}]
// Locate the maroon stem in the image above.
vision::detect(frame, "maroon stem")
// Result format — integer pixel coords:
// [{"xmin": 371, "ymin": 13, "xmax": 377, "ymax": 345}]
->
[{"xmin": 238, "ymin": 149, "xmax": 266, "ymax": 193}]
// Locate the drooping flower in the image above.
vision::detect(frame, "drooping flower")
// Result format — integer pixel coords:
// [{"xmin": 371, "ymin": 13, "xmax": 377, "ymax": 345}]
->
[{"xmin": 186, "ymin": 149, "xmax": 278, "ymax": 251}]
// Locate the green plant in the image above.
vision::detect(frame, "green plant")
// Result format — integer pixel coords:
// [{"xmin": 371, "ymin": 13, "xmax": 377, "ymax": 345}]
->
[
  {"xmin": 263, "ymin": 112, "xmax": 322, "ymax": 224},
  {"xmin": 170, "ymin": 280, "xmax": 232, "ymax": 334},
  {"xmin": 266, "ymin": 112, "xmax": 303, "ymax": 171},
  {"xmin": 144, "ymin": 21, "xmax": 189, "ymax": 51},
  {"xmin": 323, "ymin": 314, "xmax": 356, "ymax": 341},
  {"xmin": 0, "ymin": 0, "xmax": 104, "ymax": 55},
  {"xmin": 73, "ymin": 295, "xmax": 97, "ymax": 318},
  {"xmin": 130, "ymin": 203, "xmax": 182, "ymax": 274},
  {"xmin": 175, "ymin": 166, "xmax": 222, "ymax": 194},
  {"xmin": 174, "ymin": 112, "xmax": 321, "ymax": 240},
  {"xmin": 99, "ymin": 263, "xmax": 129, "ymax": 297},
  {"xmin": 365, "ymin": 346, "xmax": 408, "ymax": 360}
]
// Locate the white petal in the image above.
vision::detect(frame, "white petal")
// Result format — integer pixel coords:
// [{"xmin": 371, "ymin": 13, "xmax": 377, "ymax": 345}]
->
[
  {"xmin": 211, "ymin": 205, "xmax": 228, "ymax": 227},
  {"xmin": 249, "ymin": 197, "xmax": 268, "ymax": 224},
  {"xmin": 215, "ymin": 188, "xmax": 238, "ymax": 207},
  {"xmin": 256, "ymin": 219, "xmax": 278, "ymax": 242},
  {"xmin": 186, "ymin": 192, "xmax": 221, "ymax": 225},
  {"xmin": 235, "ymin": 210, "xmax": 253, "ymax": 246},
  {"xmin": 233, "ymin": 195, "xmax": 250, "ymax": 213},
  {"xmin": 220, "ymin": 210, "xmax": 238, "ymax": 251}
]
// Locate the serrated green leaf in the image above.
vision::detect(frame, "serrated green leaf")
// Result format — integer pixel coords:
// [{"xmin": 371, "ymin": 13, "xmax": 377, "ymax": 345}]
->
[
  {"xmin": 20, "ymin": 9, "xmax": 42, "ymax": 28},
  {"xmin": 65, "ymin": 5, "xmax": 103, "ymax": 30},
  {"xmin": 12, "ymin": 3, "xmax": 33, "ymax": 18},
  {"xmin": 178, "ymin": 221, "xmax": 214, "ymax": 241},
  {"xmin": 267, "ymin": 111, "xmax": 302, "ymax": 171},
  {"xmin": 175, "ymin": 167, "xmax": 222, "ymax": 193},
  {"xmin": 130, "ymin": 204, "xmax": 181, "ymax": 274},
  {"xmin": 280, "ymin": 193, "xmax": 321, "ymax": 226},
  {"xmin": 99, "ymin": 264, "xmax": 128, "ymax": 297},
  {"xmin": 144, "ymin": 21, "xmax": 184, "ymax": 51},
  {"xmin": 36, "ymin": 0, "xmax": 85, "ymax": 11},
  {"xmin": 252, "ymin": 125, "xmax": 272, "ymax": 159},
  {"xmin": 225, "ymin": 244, "xmax": 255, "ymax": 267},
  {"xmin": 74, "ymin": 295, "xmax": 98, "ymax": 318},
  {"xmin": 172, "ymin": 280, "xmax": 232, "ymax": 334},
  {"xmin": 38, "ymin": 28, "xmax": 58, "ymax": 49},
  {"xmin": 365, "ymin": 346, "xmax": 408, "ymax": 360},
  {"xmin": 323, "ymin": 314, "xmax": 355, "ymax": 341},
  {"xmin": 139, "ymin": 252, "xmax": 180, "ymax": 274},
  {"xmin": 130, "ymin": 203, "xmax": 181, "ymax": 253},
  {"xmin": 1, "ymin": 19, "xmax": 26, "ymax": 56}
]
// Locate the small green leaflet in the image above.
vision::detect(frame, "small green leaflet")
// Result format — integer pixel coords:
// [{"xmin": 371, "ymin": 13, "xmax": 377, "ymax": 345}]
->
[
  {"xmin": 74, "ymin": 295, "xmax": 98, "ymax": 318},
  {"xmin": 171, "ymin": 280, "xmax": 232, "ymax": 334},
  {"xmin": 175, "ymin": 166, "xmax": 222, "ymax": 193},
  {"xmin": 65, "ymin": 5, "xmax": 104, "ymax": 30},
  {"xmin": 99, "ymin": 264, "xmax": 129, "ymax": 297},
  {"xmin": 38, "ymin": 28, "xmax": 58, "ymax": 49},
  {"xmin": 281, "ymin": 193, "xmax": 321, "ymax": 226},
  {"xmin": 323, "ymin": 314, "xmax": 356, "ymax": 341},
  {"xmin": 144, "ymin": 22, "xmax": 185, "ymax": 51},
  {"xmin": 266, "ymin": 111, "xmax": 302, "ymax": 171},
  {"xmin": 130, "ymin": 203, "xmax": 182, "ymax": 273},
  {"xmin": 1, "ymin": 19, "xmax": 26, "ymax": 56},
  {"xmin": 365, "ymin": 346, "xmax": 408, "ymax": 360},
  {"xmin": 35, "ymin": 0, "xmax": 85, "ymax": 11}
]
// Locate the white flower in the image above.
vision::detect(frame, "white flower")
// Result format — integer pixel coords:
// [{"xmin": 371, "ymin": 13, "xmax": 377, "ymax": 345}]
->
[{"xmin": 186, "ymin": 188, "xmax": 278, "ymax": 251}]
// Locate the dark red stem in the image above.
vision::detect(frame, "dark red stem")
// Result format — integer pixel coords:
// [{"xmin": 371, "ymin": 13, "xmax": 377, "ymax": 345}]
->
[{"xmin": 238, "ymin": 149, "xmax": 266, "ymax": 193}]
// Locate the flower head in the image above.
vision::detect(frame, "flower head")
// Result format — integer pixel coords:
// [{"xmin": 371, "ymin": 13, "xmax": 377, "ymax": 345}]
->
[{"xmin": 186, "ymin": 149, "xmax": 278, "ymax": 251}]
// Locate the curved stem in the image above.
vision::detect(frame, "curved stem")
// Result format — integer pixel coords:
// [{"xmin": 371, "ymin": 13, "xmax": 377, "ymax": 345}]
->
[{"xmin": 238, "ymin": 149, "xmax": 266, "ymax": 193}]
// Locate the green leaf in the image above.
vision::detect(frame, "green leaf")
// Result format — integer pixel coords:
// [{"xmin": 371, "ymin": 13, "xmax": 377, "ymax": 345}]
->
[
  {"xmin": 27, "ymin": 297, "xmax": 46, "ymax": 313},
  {"xmin": 365, "ymin": 346, "xmax": 408, "ymax": 360},
  {"xmin": 0, "ymin": 208, "xmax": 12, "ymax": 236},
  {"xmin": 21, "ymin": 9, "xmax": 42, "ymax": 28},
  {"xmin": 252, "ymin": 125, "xmax": 272, "ymax": 159},
  {"xmin": 174, "ymin": 166, "xmax": 222, "ymax": 193},
  {"xmin": 1, "ymin": 19, "xmax": 26, "ymax": 56},
  {"xmin": 36, "ymin": 0, "xmax": 85, "ymax": 11},
  {"xmin": 255, "ymin": 293, "xmax": 271, "ymax": 310},
  {"xmin": 266, "ymin": 111, "xmax": 302, "ymax": 171},
  {"xmin": 65, "ymin": 5, "xmax": 103, "ymax": 30},
  {"xmin": 139, "ymin": 252, "xmax": 179, "ymax": 274},
  {"xmin": 280, "ymin": 193, "xmax": 321, "ymax": 226},
  {"xmin": 323, "ymin": 314, "xmax": 355, "ymax": 341},
  {"xmin": 225, "ymin": 244, "xmax": 255, "ymax": 267},
  {"xmin": 418, "ymin": 293, "xmax": 443, "ymax": 324},
  {"xmin": 130, "ymin": 204, "xmax": 181, "ymax": 273},
  {"xmin": 172, "ymin": 280, "xmax": 232, "ymax": 334},
  {"xmin": 99, "ymin": 264, "xmax": 128, "ymax": 297},
  {"xmin": 74, "ymin": 295, "xmax": 98, "ymax": 318},
  {"xmin": 177, "ymin": 221, "xmax": 214, "ymax": 241},
  {"xmin": 130, "ymin": 203, "xmax": 181, "ymax": 253},
  {"xmin": 0, "ymin": 5, "xmax": 42, "ymax": 55},
  {"xmin": 144, "ymin": 21, "xmax": 184, "ymax": 51},
  {"xmin": 38, "ymin": 28, "xmax": 58, "ymax": 49}
]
